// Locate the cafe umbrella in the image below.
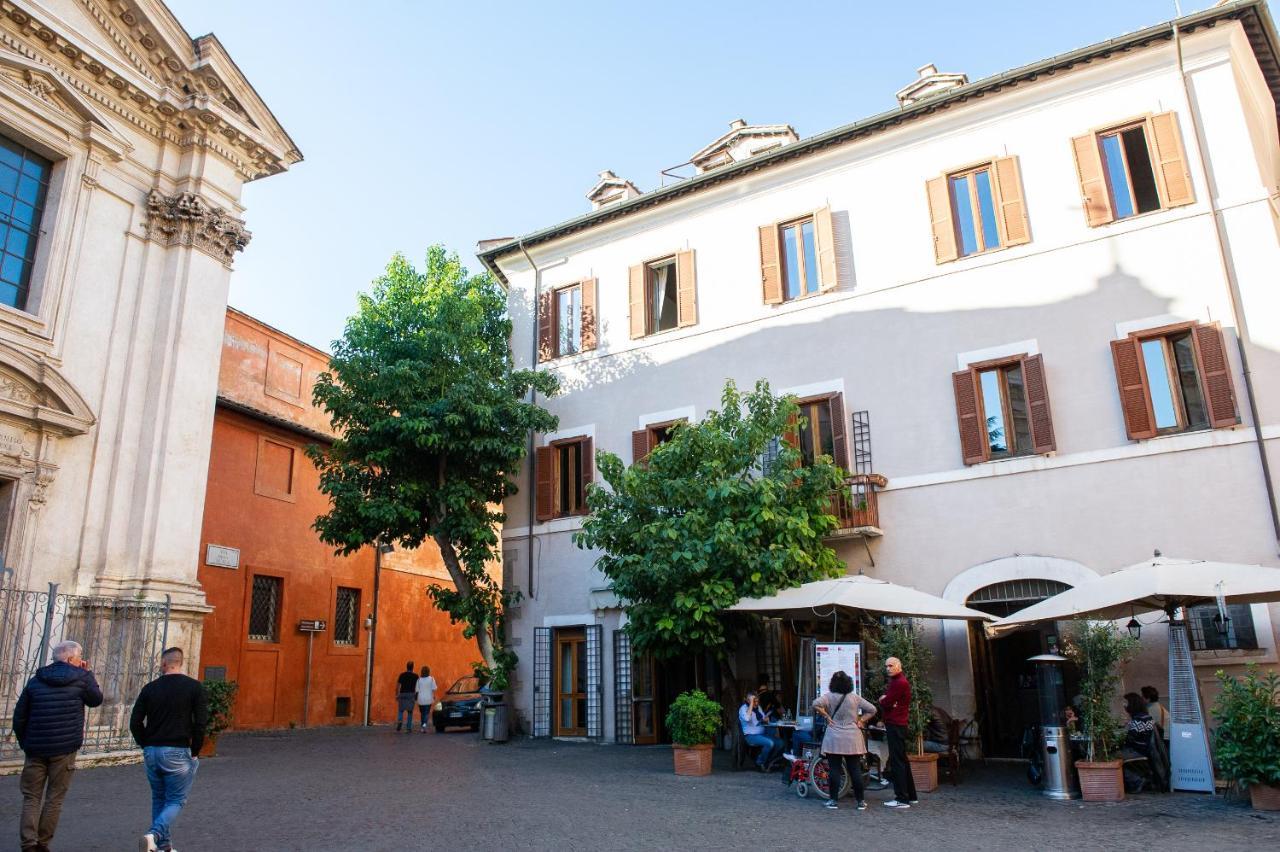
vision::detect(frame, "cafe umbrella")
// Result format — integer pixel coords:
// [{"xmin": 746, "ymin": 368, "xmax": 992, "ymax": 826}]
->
[{"xmin": 730, "ymin": 574, "xmax": 995, "ymax": 623}]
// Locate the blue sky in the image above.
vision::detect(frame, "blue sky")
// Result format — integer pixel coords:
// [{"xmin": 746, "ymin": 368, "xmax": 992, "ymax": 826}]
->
[{"xmin": 163, "ymin": 0, "xmax": 1259, "ymax": 350}]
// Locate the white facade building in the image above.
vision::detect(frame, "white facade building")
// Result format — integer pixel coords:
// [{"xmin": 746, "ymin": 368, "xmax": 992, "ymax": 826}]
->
[{"xmin": 481, "ymin": 1, "xmax": 1280, "ymax": 753}]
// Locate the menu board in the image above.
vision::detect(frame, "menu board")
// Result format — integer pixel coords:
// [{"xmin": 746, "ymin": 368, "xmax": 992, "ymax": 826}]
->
[{"xmin": 814, "ymin": 642, "xmax": 863, "ymax": 701}]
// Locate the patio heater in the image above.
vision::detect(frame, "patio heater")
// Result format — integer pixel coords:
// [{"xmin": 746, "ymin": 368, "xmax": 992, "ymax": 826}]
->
[
  {"xmin": 1028, "ymin": 654, "xmax": 1079, "ymax": 800},
  {"xmin": 1167, "ymin": 608, "xmax": 1215, "ymax": 793}
]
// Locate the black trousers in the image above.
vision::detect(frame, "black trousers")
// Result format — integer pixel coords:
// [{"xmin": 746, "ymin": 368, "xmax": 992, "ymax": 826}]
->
[
  {"xmin": 886, "ymin": 724, "xmax": 917, "ymax": 802},
  {"xmin": 826, "ymin": 753, "xmax": 866, "ymax": 803}
]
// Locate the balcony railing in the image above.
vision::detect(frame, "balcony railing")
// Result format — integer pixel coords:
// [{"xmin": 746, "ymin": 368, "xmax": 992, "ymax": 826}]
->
[{"xmin": 827, "ymin": 473, "xmax": 886, "ymax": 538}]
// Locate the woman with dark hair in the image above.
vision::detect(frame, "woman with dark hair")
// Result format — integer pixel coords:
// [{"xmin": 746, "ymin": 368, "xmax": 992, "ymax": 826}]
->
[
  {"xmin": 1122, "ymin": 691, "xmax": 1156, "ymax": 756},
  {"xmin": 812, "ymin": 670, "xmax": 877, "ymax": 811}
]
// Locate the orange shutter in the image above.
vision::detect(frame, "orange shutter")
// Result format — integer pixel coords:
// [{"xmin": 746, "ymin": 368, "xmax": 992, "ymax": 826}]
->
[
  {"xmin": 782, "ymin": 411, "xmax": 800, "ymax": 450},
  {"xmin": 676, "ymin": 249, "xmax": 697, "ymax": 327},
  {"xmin": 1191, "ymin": 323, "xmax": 1239, "ymax": 428},
  {"xmin": 1072, "ymin": 133, "xmax": 1115, "ymax": 227},
  {"xmin": 926, "ymin": 176, "xmax": 959, "ymax": 264},
  {"xmin": 992, "ymin": 156, "xmax": 1031, "ymax": 247},
  {"xmin": 1020, "ymin": 354, "xmax": 1056, "ymax": 454},
  {"xmin": 1147, "ymin": 111, "xmax": 1195, "ymax": 208},
  {"xmin": 631, "ymin": 429, "xmax": 651, "ymax": 465},
  {"xmin": 814, "ymin": 206, "xmax": 839, "ymax": 292},
  {"xmin": 952, "ymin": 369, "xmax": 987, "ymax": 465},
  {"xmin": 537, "ymin": 291, "xmax": 554, "ymax": 362},
  {"xmin": 535, "ymin": 445, "xmax": 555, "ymax": 521},
  {"xmin": 827, "ymin": 392, "xmax": 849, "ymax": 472},
  {"xmin": 580, "ymin": 278, "xmax": 598, "ymax": 351},
  {"xmin": 578, "ymin": 437, "xmax": 593, "ymax": 512},
  {"xmin": 628, "ymin": 264, "xmax": 645, "ymax": 339},
  {"xmin": 1110, "ymin": 338, "xmax": 1157, "ymax": 440},
  {"xmin": 759, "ymin": 224, "xmax": 783, "ymax": 304}
]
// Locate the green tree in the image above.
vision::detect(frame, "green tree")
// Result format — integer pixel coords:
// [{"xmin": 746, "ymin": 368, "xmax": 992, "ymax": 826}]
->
[
  {"xmin": 1063, "ymin": 620, "xmax": 1140, "ymax": 762},
  {"xmin": 308, "ymin": 247, "xmax": 558, "ymax": 687},
  {"xmin": 575, "ymin": 379, "xmax": 844, "ymax": 661},
  {"xmin": 874, "ymin": 621, "xmax": 935, "ymax": 753}
]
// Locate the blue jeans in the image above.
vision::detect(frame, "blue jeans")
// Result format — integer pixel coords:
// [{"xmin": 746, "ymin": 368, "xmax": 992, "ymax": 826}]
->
[
  {"xmin": 744, "ymin": 733, "xmax": 784, "ymax": 767},
  {"xmin": 396, "ymin": 695, "xmax": 415, "ymax": 729},
  {"xmin": 143, "ymin": 746, "xmax": 198, "ymax": 849}
]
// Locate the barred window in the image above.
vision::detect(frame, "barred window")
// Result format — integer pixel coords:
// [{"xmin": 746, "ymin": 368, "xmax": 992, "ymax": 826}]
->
[
  {"xmin": 1188, "ymin": 603, "xmax": 1258, "ymax": 651},
  {"xmin": 0, "ymin": 134, "xmax": 52, "ymax": 311},
  {"xmin": 248, "ymin": 575, "xmax": 282, "ymax": 642},
  {"xmin": 334, "ymin": 587, "xmax": 359, "ymax": 646}
]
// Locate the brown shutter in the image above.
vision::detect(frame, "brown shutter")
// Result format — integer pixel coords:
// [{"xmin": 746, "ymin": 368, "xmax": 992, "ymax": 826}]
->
[
  {"xmin": 1072, "ymin": 133, "xmax": 1115, "ymax": 227},
  {"xmin": 1110, "ymin": 337, "xmax": 1157, "ymax": 440},
  {"xmin": 827, "ymin": 392, "xmax": 849, "ymax": 472},
  {"xmin": 578, "ymin": 437, "xmax": 593, "ymax": 513},
  {"xmin": 631, "ymin": 429, "xmax": 651, "ymax": 465},
  {"xmin": 628, "ymin": 264, "xmax": 646, "ymax": 339},
  {"xmin": 676, "ymin": 249, "xmax": 697, "ymax": 327},
  {"xmin": 535, "ymin": 445, "xmax": 554, "ymax": 521},
  {"xmin": 925, "ymin": 176, "xmax": 959, "ymax": 264},
  {"xmin": 1020, "ymin": 354, "xmax": 1056, "ymax": 454},
  {"xmin": 759, "ymin": 224, "xmax": 783, "ymax": 304},
  {"xmin": 992, "ymin": 156, "xmax": 1031, "ymax": 247},
  {"xmin": 537, "ymin": 291, "xmax": 554, "ymax": 362},
  {"xmin": 782, "ymin": 412, "xmax": 799, "ymax": 450},
  {"xmin": 1191, "ymin": 323, "xmax": 1239, "ymax": 428},
  {"xmin": 1147, "ymin": 111, "xmax": 1194, "ymax": 208},
  {"xmin": 952, "ymin": 369, "xmax": 987, "ymax": 465},
  {"xmin": 579, "ymin": 278, "xmax": 597, "ymax": 351},
  {"xmin": 814, "ymin": 206, "xmax": 839, "ymax": 292}
]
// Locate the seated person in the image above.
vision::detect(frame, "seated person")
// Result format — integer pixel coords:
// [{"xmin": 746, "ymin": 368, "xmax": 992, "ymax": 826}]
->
[
  {"xmin": 1063, "ymin": 704, "xmax": 1081, "ymax": 734},
  {"xmin": 1121, "ymin": 692, "xmax": 1156, "ymax": 759},
  {"xmin": 1141, "ymin": 685, "xmax": 1170, "ymax": 742},
  {"xmin": 922, "ymin": 705, "xmax": 953, "ymax": 754},
  {"xmin": 739, "ymin": 692, "xmax": 784, "ymax": 771}
]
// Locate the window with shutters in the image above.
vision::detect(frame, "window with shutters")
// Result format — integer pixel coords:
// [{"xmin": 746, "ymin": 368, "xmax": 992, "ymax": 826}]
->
[
  {"xmin": 334, "ymin": 586, "xmax": 360, "ymax": 646},
  {"xmin": 953, "ymin": 354, "xmax": 1055, "ymax": 465},
  {"xmin": 780, "ymin": 216, "xmax": 820, "ymax": 300},
  {"xmin": 248, "ymin": 574, "xmax": 283, "ymax": 642},
  {"xmin": 646, "ymin": 258, "xmax": 679, "ymax": 334},
  {"xmin": 555, "ymin": 284, "xmax": 582, "ymax": 357},
  {"xmin": 535, "ymin": 435, "xmax": 593, "ymax": 520},
  {"xmin": 1098, "ymin": 123, "xmax": 1161, "ymax": 219},
  {"xmin": 785, "ymin": 393, "xmax": 849, "ymax": 472},
  {"xmin": 977, "ymin": 363, "xmax": 1033, "ymax": 459},
  {"xmin": 926, "ymin": 157, "xmax": 1029, "ymax": 264},
  {"xmin": 538, "ymin": 279, "xmax": 596, "ymax": 361},
  {"xmin": 949, "ymin": 165, "xmax": 1001, "ymax": 256},
  {"xmin": 1072, "ymin": 112, "xmax": 1194, "ymax": 228},
  {"xmin": 632, "ymin": 419, "xmax": 685, "ymax": 465},
  {"xmin": 629, "ymin": 251, "xmax": 696, "ymax": 338},
  {"xmin": 759, "ymin": 207, "xmax": 839, "ymax": 304}
]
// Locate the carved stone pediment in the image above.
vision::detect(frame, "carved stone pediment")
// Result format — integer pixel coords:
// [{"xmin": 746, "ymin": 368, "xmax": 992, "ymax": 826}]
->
[
  {"xmin": 0, "ymin": 344, "xmax": 95, "ymax": 437},
  {"xmin": 144, "ymin": 190, "xmax": 251, "ymax": 267}
]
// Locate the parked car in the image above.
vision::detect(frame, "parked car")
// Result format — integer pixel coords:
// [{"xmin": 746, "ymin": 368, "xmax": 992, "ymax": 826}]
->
[{"xmin": 434, "ymin": 676, "xmax": 486, "ymax": 732}]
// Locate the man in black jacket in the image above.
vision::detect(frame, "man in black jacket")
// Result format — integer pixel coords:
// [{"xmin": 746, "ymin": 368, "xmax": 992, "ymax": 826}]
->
[
  {"xmin": 130, "ymin": 647, "xmax": 208, "ymax": 852},
  {"xmin": 12, "ymin": 639, "xmax": 103, "ymax": 852}
]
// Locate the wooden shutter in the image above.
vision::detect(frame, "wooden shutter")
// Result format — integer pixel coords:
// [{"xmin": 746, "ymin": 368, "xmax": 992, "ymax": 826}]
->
[
  {"xmin": 1020, "ymin": 354, "xmax": 1056, "ymax": 454},
  {"xmin": 814, "ymin": 206, "xmax": 839, "ymax": 292},
  {"xmin": 578, "ymin": 437, "xmax": 593, "ymax": 512},
  {"xmin": 827, "ymin": 392, "xmax": 849, "ymax": 472},
  {"xmin": 925, "ymin": 176, "xmax": 959, "ymax": 264},
  {"xmin": 1110, "ymin": 337, "xmax": 1157, "ymax": 440},
  {"xmin": 952, "ymin": 369, "xmax": 987, "ymax": 465},
  {"xmin": 676, "ymin": 249, "xmax": 697, "ymax": 327},
  {"xmin": 759, "ymin": 224, "xmax": 783, "ymax": 304},
  {"xmin": 1190, "ymin": 323, "xmax": 1238, "ymax": 428},
  {"xmin": 1147, "ymin": 111, "xmax": 1195, "ymax": 208},
  {"xmin": 1072, "ymin": 133, "xmax": 1115, "ymax": 227},
  {"xmin": 782, "ymin": 411, "xmax": 799, "ymax": 450},
  {"xmin": 992, "ymin": 156, "xmax": 1031, "ymax": 247},
  {"xmin": 631, "ymin": 429, "xmax": 651, "ymax": 465},
  {"xmin": 628, "ymin": 264, "xmax": 645, "ymax": 339},
  {"xmin": 537, "ymin": 291, "xmax": 554, "ymax": 362},
  {"xmin": 580, "ymin": 278, "xmax": 597, "ymax": 351},
  {"xmin": 534, "ymin": 445, "xmax": 554, "ymax": 521}
]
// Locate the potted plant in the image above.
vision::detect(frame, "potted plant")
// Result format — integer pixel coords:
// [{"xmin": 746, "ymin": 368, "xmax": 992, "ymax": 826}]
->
[
  {"xmin": 1063, "ymin": 621, "xmax": 1139, "ymax": 801},
  {"xmin": 665, "ymin": 689, "xmax": 721, "ymax": 776},
  {"xmin": 1212, "ymin": 664, "xmax": 1280, "ymax": 810},
  {"xmin": 878, "ymin": 620, "xmax": 939, "ymax": 793},
  {"xmin": 200, "ymin": 680, "xmax": 239, "ymax": 757}
]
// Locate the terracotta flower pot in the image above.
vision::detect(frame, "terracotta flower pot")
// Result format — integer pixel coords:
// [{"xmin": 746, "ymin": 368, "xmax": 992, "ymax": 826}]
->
[
  {"xmin": 908, "ymin": 752, "xmax": 939, "ymax": 793},
  {"xmin": 673, "ymin": 743, "xmax": 713, "ymax": 776},
  {"xmin": 1250, "ymin": 782, "xmax": 1280, "ymax": 811},
  {"xmin": 1077, "ymin": 760, "xmax": 1124, "ymax": 802}
]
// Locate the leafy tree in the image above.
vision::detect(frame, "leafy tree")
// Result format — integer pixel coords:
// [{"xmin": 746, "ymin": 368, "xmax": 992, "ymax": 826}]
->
[
  {"xmin": 308, "ymin": 247, "xmax": 558, "ymax": 687},
  {"xmin": 874, "ymin": 621, "xmax": 935, "ymax": 753},
  {"xmin": 575, "ymin": 379, "xmax": 844, "ymax": 661},
  {"xmin": 1063, "ymin": 620, "xmax": 1140, "ymax": 761}
]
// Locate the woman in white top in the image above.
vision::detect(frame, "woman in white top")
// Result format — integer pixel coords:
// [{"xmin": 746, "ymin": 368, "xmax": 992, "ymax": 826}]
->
[{"xmin": 415, "ymin": 666, "xmax": 438, "ymax": 732}]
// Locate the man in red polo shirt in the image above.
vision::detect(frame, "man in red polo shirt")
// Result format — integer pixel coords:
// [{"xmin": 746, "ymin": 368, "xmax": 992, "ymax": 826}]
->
[{"xmin": 879, "ymin": 657, "xmax": 916, "ymax": 809}]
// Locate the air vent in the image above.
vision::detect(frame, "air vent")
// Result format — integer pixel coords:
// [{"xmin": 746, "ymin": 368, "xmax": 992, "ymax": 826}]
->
[{"xmin": 335, "ymin": 696, "xmax": 351, "ymax": 718}]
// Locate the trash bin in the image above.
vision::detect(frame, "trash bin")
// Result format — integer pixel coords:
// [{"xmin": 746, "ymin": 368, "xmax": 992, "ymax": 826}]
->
[{"xmin": 480, "ymin": 688, "xmax": 509, "ymax": 743}]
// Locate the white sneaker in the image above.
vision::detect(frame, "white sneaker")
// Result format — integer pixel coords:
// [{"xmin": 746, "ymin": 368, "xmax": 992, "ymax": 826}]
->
[
  {"xmin": 140, "ymin": 833, "xmax": 159, "ymax": 852},
  {"xmin": 782, "ymin": 752, "xmax": 796, "ymax": 762},
  {"xmin": 883, "ymin": 800, "xmax": 910, "ymax": 809}
]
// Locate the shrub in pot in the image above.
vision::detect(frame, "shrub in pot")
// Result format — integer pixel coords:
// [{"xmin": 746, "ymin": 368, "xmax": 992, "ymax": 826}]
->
[
  {"xmin": 878, "ymin": 621, "xmax": 939, "ymax": 793},
  {"xmin": 665, "ymin": 689, "xmax": 721, "ymax": 776},
  {"xmin": 1212, "ymin": 664, "xmax": 1280, "ymax": 810},
  {"xmin": 201, "ymin": 680, "xmax": 238, "ymax": 757},
  {"xmin": 1063, "ymin": 621, "xmax": 1139, "ymax": 801}
]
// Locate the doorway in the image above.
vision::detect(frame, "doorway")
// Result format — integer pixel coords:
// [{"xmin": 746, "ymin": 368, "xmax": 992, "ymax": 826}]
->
[
  {"xmin": 554, "ymin": 628, "xmax": 587, "ymax": 736},
  {"xmin": 631, "ymin": 653, "xmax": 658, "ymax": 744}
]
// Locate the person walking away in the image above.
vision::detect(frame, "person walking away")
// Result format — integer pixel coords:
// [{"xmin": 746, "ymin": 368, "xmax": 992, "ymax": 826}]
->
[
  {"xmin": 1141, "ymin": 685, "xmax": 1170, "ymax": 741},
  {"xmin": 813, "ymin": 670, "xmax": 876, "ymax": 811},
  {"xmin": 130, "ymin": 647, "xmax": 208, "ymax": 852},
  {"xmin": 415, "ymin": 666, "xmax": 437, "ymax": 732},
  {"xmin": 12, "ymin": 640, "xmax": 103, "ymax": 852},
  {"xmin": 879, "ymin": 656, "xmax": 917, "ymax": 809},
  {"xmin": 739, "ymin": 692, "xmax": 784, "ymax": 771},
  {"xmin": 395, "ymin": 662, "xmax": 418, "ymax": 732}
]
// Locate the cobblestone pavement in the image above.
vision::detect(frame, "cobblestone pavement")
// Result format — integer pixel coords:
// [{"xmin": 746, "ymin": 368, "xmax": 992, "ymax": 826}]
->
[{"xmin": 2, "ymin": 726, "xmax": 1278, "ymax": 851}]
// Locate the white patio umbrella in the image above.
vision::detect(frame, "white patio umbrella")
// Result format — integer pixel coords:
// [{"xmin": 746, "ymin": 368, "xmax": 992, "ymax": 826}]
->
[{"xmin": 731, "ymin": 574, "xmax": 993, "ymax": 621}]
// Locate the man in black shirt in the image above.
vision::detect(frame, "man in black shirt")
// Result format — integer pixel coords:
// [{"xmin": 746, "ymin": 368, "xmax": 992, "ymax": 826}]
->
[
  {"xmin": 396, "ymin": 661, "xmax": 418, "ymax": 732},
  {"xmin": 130, "ymin": 647, "xmax": 208, "ymax": 852}
]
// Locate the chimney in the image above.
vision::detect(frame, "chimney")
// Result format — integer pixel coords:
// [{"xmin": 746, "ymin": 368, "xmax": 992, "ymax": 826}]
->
[
  {"xmin": 586, "ymin": 169, "xmax": 641, "ymax": 210},
  {"xmin": 895, "ymin": 63, "xmax": 968, "ymax": 107},
  {"xmin": 689, "ymin": 119, "xmax": 799, "ymax": 174}
]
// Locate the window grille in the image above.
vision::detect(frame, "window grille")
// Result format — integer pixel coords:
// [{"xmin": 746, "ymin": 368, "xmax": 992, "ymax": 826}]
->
[
  {"xmin": 533, "ymin": 627, "xmax": 551, "ymax": 737},
  {"xmin": 0, "ymin": 134, "xmax": 52, "ymax": 311},
  {"xmin": 586, "ymin": 623, "xmax": 603, "ymax": 740},
  {"xmin": 851, "ymin": 410, "xmax": 873, "ymax": 475},
  {"xmin": 756, "ymin": 618, "xmax": 783, "ymax": 694},
  {"xmin": 334, "ymin": 587, "xmax": 359, "ymax": 646},
  {"xmin": 1187, "ymin": 603, "xmax": 1257, "ymax": 651},
  {"xmin": 967, "ymin": 579, "xmax": 1070, "ymax": 618},
  {"xmin": 248, "ymin": 575, "xmax": 282, "ymax": 641},
  {"xmin": 614, "ymin": 630, "xmax": 633, "ymax": 744}
]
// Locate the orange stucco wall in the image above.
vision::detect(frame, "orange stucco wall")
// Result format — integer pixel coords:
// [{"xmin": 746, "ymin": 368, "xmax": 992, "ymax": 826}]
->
[{"xmin": 196, "ymin": 309, "xmax": 482, "ymax": 729}]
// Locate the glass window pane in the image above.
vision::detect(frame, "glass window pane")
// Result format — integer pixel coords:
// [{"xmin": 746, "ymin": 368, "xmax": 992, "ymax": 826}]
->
[
  {"xmin": 816, "ymin": 399, "xmax": 834, "ymax": 460},
  {"xmin": 557, "ymin": 286, "xmax": 579, "ymax": 356},
  {"xmin": 570, "ymin": 442, "xmax": 583, "ymax": 510},
  {"xmin": 798, "ymin": 403, "xmax": 816, "ymax": 466},
  {"xmin": 1004, "ymin": 364, "xmax": 1033, "ymax": 455},
  {"xmin": 800, "ymin": 219, "xmax": 818, "ymax": 294},
  {"xmin": 781, "ymin": 224, "xmax": 801, "ymax": 300},
  {"xmin": 576, "ymin": 640, "xmax": 587, "ymax": 692},
  {"xmin": 1171, "ymin": 332, "xmax": 1208, "ymax": 430},
  {"xmin": 0, "ymin": 164, "xmax": 17, "ymax": 197},
  {"xmin": 0, "ymin": 140, "xmax": 20, "ymax": 170},
  {"xmin": 0, "ymin": 253, "xmax": 23, "ymax": 284},
  {"xmin": 1121, "ymin": 127, "xmax": 1160, "ymax": 214},
  {"xmin": 5, "ymin": 228, "xmax": 29, "ymax": 259},
  {"xmin": 1101, "ymin": 134, "xmax": 1135, "ymax": 219},
  {"xmin": 0, "ymin": 280, "xmax": 18, "ymax": 308},
  {"xmin": 16, "ymin": 174, "xmax": 39, "ymax": 205},
  {"xmin": 974, "ymin": 169, "xmax": 1001, "ymax": 251},
  {"xmin": 1141, "ymin": 338, "xmax": 1179, "ymax": 429},
  {"xmin": 950, "ymin": 175, "xmax": 979, "ymax": 256},
  {"xmin": 557, "ymin": 444, "xmax": 571, "ymax": 512},
  {"xmin": 979, "ymin": 369, "xmax": 1008, "ymax": 455},
  {"xmin": 9, "ymin": 201, "xmax": 34, "ymax": 228}
]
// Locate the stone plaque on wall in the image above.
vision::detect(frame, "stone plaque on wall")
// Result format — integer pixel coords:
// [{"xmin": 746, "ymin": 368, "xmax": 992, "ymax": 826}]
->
[{"xmin": 205, "ymin": 544, "xmax": 240, "ymax": 569}]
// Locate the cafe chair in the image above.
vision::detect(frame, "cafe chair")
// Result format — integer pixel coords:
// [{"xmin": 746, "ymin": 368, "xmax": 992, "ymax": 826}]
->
[{"xmin": 938, "ymin": 717, "xmax": 966, "ymax": 785}]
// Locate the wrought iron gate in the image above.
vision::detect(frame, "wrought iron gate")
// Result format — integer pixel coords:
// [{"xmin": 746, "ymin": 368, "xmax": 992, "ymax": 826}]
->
[{"xmin": 0, "ymin": 583, "xmax": 171, "ymax": 759}]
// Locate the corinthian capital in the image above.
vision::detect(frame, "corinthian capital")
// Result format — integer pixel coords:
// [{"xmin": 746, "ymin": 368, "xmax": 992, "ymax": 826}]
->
[{"xmin": 144, "ymin": 191, "xmax": 252, "ymax": 267}]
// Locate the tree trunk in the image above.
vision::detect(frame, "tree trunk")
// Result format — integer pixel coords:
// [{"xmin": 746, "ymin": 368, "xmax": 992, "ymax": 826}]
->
[{"xmin": 433, "ymin": 533, "xmax": 497, "ymax": 671}]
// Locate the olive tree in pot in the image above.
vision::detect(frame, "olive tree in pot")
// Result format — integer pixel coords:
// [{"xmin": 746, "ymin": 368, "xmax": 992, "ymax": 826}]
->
[
  {"xmin": 877, "ymin": 621, "xmax": 938, "ymax": 793},
  {"xmin": 666, "ymin": 690, "xmax": 722, "ymax": 776},
  {"xmin": 200, "ymin": 680, "xmax": 238, "ymax": 757},
  {"xmin": 1063, "ymin": 621, "xmax": 1139, "ymax": 801},
  {"xmin": 1212, "ymin": 664, "xmax": 1280, "ymax": 810}
]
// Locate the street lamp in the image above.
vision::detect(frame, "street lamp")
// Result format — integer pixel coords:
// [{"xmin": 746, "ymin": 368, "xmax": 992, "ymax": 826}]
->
[{"xmin": 1126, "ymin": 607, "xmax": 1141, "ymax": 640}]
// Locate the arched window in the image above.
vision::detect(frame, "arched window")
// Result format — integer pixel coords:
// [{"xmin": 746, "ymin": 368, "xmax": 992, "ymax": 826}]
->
[{"xmin": 966, "ymin": 579, "xmax": 1071, "ymax": 618}]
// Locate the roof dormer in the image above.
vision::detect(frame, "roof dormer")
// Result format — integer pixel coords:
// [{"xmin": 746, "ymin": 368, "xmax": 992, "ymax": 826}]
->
[
  {"xmin": 586, "ymin": 170, "xmax": 642, "ymax": 209},
  {"xmin": 689, "ymin": 119, "xmax": 799, "ymax": 174},
  {"xmin": 896, "ymin": 64, "xmax": 969, "ymax": 107}
]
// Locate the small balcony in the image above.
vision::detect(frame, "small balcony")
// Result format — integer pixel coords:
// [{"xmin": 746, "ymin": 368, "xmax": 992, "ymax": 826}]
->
[{"xmin": 826, "ymin": 473, "xmax": 887, "ymax": 539}]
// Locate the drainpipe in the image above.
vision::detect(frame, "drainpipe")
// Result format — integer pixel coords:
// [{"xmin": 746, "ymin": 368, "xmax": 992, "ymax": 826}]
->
[
  {"xmin": 363, "ymin": 539, "xmax": 386, "ymax": 726},
  {"xmin": 1173, "ymin": 19, "xmax": 1280, "ymax": 553}
]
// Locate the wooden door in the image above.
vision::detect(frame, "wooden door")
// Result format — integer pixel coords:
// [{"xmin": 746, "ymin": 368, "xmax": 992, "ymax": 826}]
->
[
  {"xmin": 632, "ymin": 653, "xmax": 657, "ymax": 745},
  {"xmin": 555, "ymin": 629, "xmax": 587, "ymax": 736}
]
